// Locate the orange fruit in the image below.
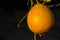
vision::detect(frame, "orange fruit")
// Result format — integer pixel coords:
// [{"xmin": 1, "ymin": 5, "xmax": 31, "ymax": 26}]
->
[{"xmin": 27, "ymin": 4, "xmax": 54, "ymax": 34}]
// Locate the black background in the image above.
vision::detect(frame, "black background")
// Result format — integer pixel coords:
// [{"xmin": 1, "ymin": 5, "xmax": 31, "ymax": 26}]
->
[{"xmin": 0, "ymin": 0, "xmax": 60, "ymax": 40}]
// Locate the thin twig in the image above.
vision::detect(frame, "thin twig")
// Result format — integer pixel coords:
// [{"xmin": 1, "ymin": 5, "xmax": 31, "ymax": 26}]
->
[
  {"xmin": 48, "ymin": 5, "xmax": 54, "ymax": 7},
  {"xmin": 34, "ymin": 33, "xmax": 36, "ymax": 40},
  {"xmin": 36, "ymin": 0, "xmax": 39, "ymax": 4},
  {"xmin": 27, "ymin": 0, "xmax": 29, "ymax": 6},
  {"xmin": 17, "ymin": 13, "xmax": 28, "ymax": 28},
  {"xmin": 56, "ymin": 3, "xmax": 60, "ymax": 7},
  {"xmin": 48, "ymin": 3, "xmax": 60, "ymax": 8},
  {"xmin": 30, "ymin": 0, "xmax": 34, "ymax": 7},
  {"xmin": 43, "ymin": 0, "xmax": 47, "ymax": 5}
]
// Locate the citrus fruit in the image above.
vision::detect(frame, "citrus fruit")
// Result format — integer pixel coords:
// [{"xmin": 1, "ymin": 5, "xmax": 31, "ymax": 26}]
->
[{"xmin": 27, "ymin": 3, "xmax": 54, "ymax": 34}]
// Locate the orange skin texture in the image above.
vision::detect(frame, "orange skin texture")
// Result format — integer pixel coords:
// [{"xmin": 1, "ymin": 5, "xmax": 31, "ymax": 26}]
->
[{"xmin": 27, "ymin": 4, "xmax": 54, "ymax": 34}]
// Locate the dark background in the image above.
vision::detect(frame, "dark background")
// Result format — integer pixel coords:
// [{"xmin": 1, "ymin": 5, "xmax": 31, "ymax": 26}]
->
[{"xmin": 0, "ymin": 0, "xmax": 60, "ymax": 40}]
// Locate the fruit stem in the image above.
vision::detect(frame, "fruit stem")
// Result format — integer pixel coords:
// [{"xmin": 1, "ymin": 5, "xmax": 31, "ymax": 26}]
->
[{"xmin": 34, "ymin": 33, "xmax": 36, "ymax": 40}]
